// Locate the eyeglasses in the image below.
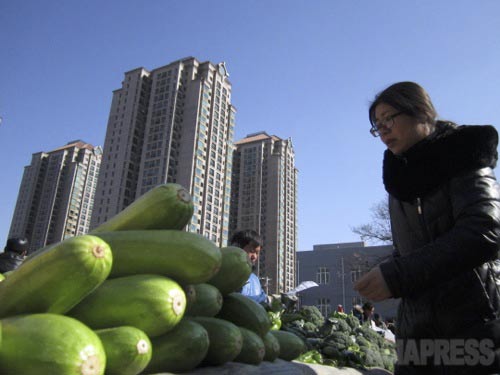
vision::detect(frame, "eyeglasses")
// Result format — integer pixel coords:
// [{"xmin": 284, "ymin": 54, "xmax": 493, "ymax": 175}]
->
[{"xmin": 370, "ymin": 112, "xmax": 403, "ymax": 137}]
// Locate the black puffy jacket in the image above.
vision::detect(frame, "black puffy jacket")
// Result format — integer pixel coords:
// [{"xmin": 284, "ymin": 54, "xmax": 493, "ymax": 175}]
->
[
  {"xmin": 0, "ymin": 251, "xmax": 25, "ymax": 273},
  {"xmin": 379, "ymin": 122, "xmax": 500, "ymax": 374}
]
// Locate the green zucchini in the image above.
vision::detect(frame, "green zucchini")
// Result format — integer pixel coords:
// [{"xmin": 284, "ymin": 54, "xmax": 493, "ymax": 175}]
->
[
  {"xmin": 91, "ymin": 183, "xmax": 193, "ymax": 232},
  {"xmin": 216, "ymin": 292, "xmax": 272, "ymax": 337},
  {"xmin": 0, "ymin": 235, "xmax": 112, "ymax": 318},
  {"xmin": 0, "ymin": 313, "xmax": 106, "ymax": 375},
  {"xmin": 191, "ymin": 317, "xmax": 243, "ymax": 366},
  {"xmin": 184, "ymin": 283, "xmax": 223, "ymax": 317},
  {"xmin": 263, "ymin": 331, "xmax": 280, "ymax": 362},
  {"xmin": 95, "ymin": 326, "xmax": 152, "ymax": 375},
  {"xmin": 270, "ymin": 330, "xmax": 306, "ymax": 361},
  {"xmin": 94, "ymin": 230, "xmax": 221, "ymax": 284},
  {"xmin": 234, "ymin": 327, "xmax": 266, "ymax": 365},
  {"xmin": 145, "ymin": 319, "xmax": 209, "ymax": 373},
  {"xmin": 208, "ymin": 246, "xmax": 252, "ymax": 295},
  {"xmin": 68, "ymin": 274, "xmax": 186, "ymax": 337}
]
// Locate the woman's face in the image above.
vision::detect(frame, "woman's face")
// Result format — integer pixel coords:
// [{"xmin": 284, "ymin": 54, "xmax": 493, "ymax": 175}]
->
[{"xmin": 374, "ymin": 103, "xmax": 433, "ymax": 155}]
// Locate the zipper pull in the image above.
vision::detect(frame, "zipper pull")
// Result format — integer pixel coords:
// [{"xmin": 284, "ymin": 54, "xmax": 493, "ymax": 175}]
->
[{"xmin": 417, "ymin": 197, "xmax": 422, "ymax": 215}]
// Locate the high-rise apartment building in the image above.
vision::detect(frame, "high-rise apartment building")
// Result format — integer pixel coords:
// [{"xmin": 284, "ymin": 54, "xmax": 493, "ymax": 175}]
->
[
  {"xmin": 90, "ymin": 57, "xmax": 235, "ymax": 246},
  {"xmin": 229, "ymin": 132, "xmax": 298, "ymax": 294},
  {"xmin": 9, "ymin": 140, "xmax": 102, "ymax": 252}
]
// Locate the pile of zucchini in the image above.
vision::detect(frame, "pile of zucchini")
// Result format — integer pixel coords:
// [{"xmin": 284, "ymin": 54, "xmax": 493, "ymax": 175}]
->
[{"xmin": 0, "ymin": 183, "xmax": 305, "ymax": 375}]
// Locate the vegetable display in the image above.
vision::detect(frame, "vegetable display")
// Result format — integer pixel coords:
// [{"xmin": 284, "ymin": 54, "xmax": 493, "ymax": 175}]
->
[
  {"xmin": 278, "ymin": 306, "xmax": 398, "ymax": 372},
  {"xmin": 0, "ymin": 182, "xmax": 396, "ymax": 374}
]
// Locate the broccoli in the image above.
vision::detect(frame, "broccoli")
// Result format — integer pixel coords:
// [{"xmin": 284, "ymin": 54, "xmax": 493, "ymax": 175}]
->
[
  {"xmin": 303, "ymin": 322, "xmax": 318, "ymax": 336},
  {"xmin": 299, "ymin": 305, "xmax": 325, "ymax": 327},
  {"xmin": 335, "ymin": 318, "xmax": 352, "ymax": 334},
  {"xmin": 352, "ymin": 326, "xmax": 397, "ymax": 371},
  {"xmin": 306, "ymin": 337, "xmax": 324, "ymax": 350},
  {"xmin": 345, "ymin": 314, "xmax": 361, "ymax": 331},
  {"xmin": 319, "ymin": 317, "xmax": 351, "ymax": 337},
  {"xmin": 322, "ymin": 344, "xmax": 343, "ymax": 360},
  {"xmin": 381, "ymin": 353, "xmax": 397, "ymax": 372},
  {"xmin": 355, "ymin": 325, "xmax": 385, "ymax": 348},
  {"xmin": 355, "ymin": 335, "xmax": 371, "ymax": 349},
  {"xmin": 329, "ymin": 311, "xmax": 361, "ymax": 332},
  {"xmin": 360, "ymin": 347, "xmax": 384, "ymax": 368},
  {"xmin": 324, "ymin": 331, "xmax": 355, "ymax": 352},
  {"xmin": 281, "ymin": 312, "xmax": 303, "ymax": 324}
]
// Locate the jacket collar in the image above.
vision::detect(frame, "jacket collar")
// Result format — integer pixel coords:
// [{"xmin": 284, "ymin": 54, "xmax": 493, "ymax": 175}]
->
[{"xmin": 383, "ymin": 122, "xmax": 498, "ymax": 202}]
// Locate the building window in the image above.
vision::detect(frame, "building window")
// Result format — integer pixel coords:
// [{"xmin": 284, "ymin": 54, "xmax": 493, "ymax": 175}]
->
[
  {"xmin": 316, "ymin": 267, "xmax": 330, "ymax": 284},
  {"xmin": 317, "ymin": 298, "xmax": 331, "ymax": 317},
  {"xmin": 351, "ymin": 269, "xmax": 363, "ymax": 283}
]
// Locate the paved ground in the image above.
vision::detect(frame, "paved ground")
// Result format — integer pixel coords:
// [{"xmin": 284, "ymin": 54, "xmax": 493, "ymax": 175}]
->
[{"xmin": 150, "ymin": 359, "xmax": 392, "ymax": 374}]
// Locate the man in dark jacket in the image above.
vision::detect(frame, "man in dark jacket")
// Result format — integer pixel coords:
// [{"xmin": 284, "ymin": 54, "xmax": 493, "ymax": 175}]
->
[{"xmin": 0, "ymin": 237, "xmax": 29, "ymax": 273}]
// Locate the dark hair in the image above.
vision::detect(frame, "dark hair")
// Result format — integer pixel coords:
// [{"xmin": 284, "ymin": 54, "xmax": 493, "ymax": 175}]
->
[
  {"xmin": 5, "ymin": 237, "xmax": 29, "ymax": 254},
  {"xmin": 362, "ymin": 301, "xmax": 374, "ymax": 311},
  {"xmin": 369, "ymin": 81, "xmax": 438, "ymax": 128},
  {"xmin": 230, "ymin": 229, "xmax": 262, "ymax": 249}
]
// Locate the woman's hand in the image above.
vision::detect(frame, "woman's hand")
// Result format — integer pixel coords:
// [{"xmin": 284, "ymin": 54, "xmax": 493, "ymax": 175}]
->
[{"xmin": 353, "ymin": 266, "xmax": 392, "ymax": 301}]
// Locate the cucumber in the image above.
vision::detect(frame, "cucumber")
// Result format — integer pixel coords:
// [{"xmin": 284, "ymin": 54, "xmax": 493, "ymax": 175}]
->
[
  {"xmin": 184, "ymin": 283, "xmax": 223, "ymax": 317},
  {"xmin": 94, "ymin": 230, "xmax": 221, "ymax": 284},
  {"xmin": 68, "ymin": 274, "xmax": 186, "ymax": 337},
  {"xmin": 208, "ymin": 246, "xmax": 252, "ymax": 295},
  {"xmin": 0, "ymin": 235, "xmax": 112, "ymax": 318},
  {"xmin": 91, "ymin": 183, "xmax": 193, "ymax": 232},
  {"xmin": 0, "ymin": 313, "xmax": 106, "ymax": 375},
  {"xmin": 216, "ymin": 292, "xmax": 272, "ymax": 337},
  {"xmin": 184, "ymin": 284, "xmax": 196, "ymax": 306},
  {"xmin": 191, "ymin": 317, "xmax": 243, "ymax": 366},
  {"xmin": 95, "ymin": 326, "xmax": 151, "ymax": 375},
  {"xmin": 234, "ymin": 327, "xmax": 265, "ymax": 365},
  {"xmin": 145, "ymin": 319, "xmax": 209, "ymax": 373},
  {"xmin": 0, "ymin": 273, "xmax": 4, "ymax": 282},
  {"xmin": 270, "ymin": 330, "xmax": 306, "ymax": 361},
  {"xmin": 263, "ymin": 331, "xmax": 280, "ymax": 362}
]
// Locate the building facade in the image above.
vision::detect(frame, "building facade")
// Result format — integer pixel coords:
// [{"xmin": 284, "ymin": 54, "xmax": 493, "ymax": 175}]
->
[
  {"xmin": 90, "ymin": 57, "xmax": 235, "ymax": 246},
  {"xmin": 229, "ymin": 132, "xmax": 298, "ymax": 294},
  {"xmin": 9, "ymin": 140, "xmax": 102, "ymax": 252},
  {"xmin": 297, "ymin": 242, "xmax": 399, "ymax": 320}
]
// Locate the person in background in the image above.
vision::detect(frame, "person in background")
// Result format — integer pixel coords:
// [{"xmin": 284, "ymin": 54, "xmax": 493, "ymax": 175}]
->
[
  {"xmin": 352, "ymin": 304, "xmax": 364, "ymax": 323},
  {"xmin": 385, "ymin": 318, "xmax": 396, "ymax": 335},
  {"xmin": 354, "ymin": 81, "xmax": 500, "ymax": 374},
  {"xmin": 373, "ymin": 313, "xmax": 388, "ymax": 330},
  {"xmin": 362, "ymin": 301, "xmax": 375, "ymax": 325},
  {"xmin": 230, "ymin": 229, "xmax": 267, "ymax": 304},
  {"xmin": 0, "ymin": 237, "xmax": 29, "ymax": 273}
]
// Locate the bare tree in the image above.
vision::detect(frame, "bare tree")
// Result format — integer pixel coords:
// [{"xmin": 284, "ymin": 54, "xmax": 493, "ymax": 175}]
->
[{"xmin": 352, "ymin": 198, "xmax": 392, "ymax": 244}]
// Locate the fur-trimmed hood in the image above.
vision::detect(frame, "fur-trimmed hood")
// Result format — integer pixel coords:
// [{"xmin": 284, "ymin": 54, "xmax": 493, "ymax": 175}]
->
[{"xmin": 383, "ymin": 122, "xmax": 499, "ymax": 202}]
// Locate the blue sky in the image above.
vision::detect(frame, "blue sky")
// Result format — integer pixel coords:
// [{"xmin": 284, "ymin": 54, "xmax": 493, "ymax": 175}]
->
[{"xmin": 1, "ymin": 0, "xmax": 499, "ymax": 251}]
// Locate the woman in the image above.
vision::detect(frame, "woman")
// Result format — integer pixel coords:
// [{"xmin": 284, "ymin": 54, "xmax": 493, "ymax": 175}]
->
[{"xmin": 354, "ymin": 81, "xmax": 500, "ymax": 374}]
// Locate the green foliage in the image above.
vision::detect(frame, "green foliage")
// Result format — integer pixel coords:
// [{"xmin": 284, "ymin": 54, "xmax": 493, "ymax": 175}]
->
[
  {"xmin": 302, "ymin": 322, "xmax": 317, "ymax": 335},
  {"xmin": 299, "ymin": 305, "xmax": 325, "ymax": 327},
  {"xmin": 345, "ymin": 314, "xmax": 361, "ymax": 331},
  {"xmin": 359, "ymin": 347, "xmax": 384, "ymax": 368},
  {"xmin": 271, "ymin": 295, "xmax": 396, "ymax": 372},
  {"xmin": 354, "ymin": 335, "xmax": 371, "ymax": 349},
  {"xmin": 381, "ymin": 352, "xmax": 397, "ymax": 372},
  {"xmin": 324, "ymin": 331, "xmax": 355, "ymax": 352}
]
